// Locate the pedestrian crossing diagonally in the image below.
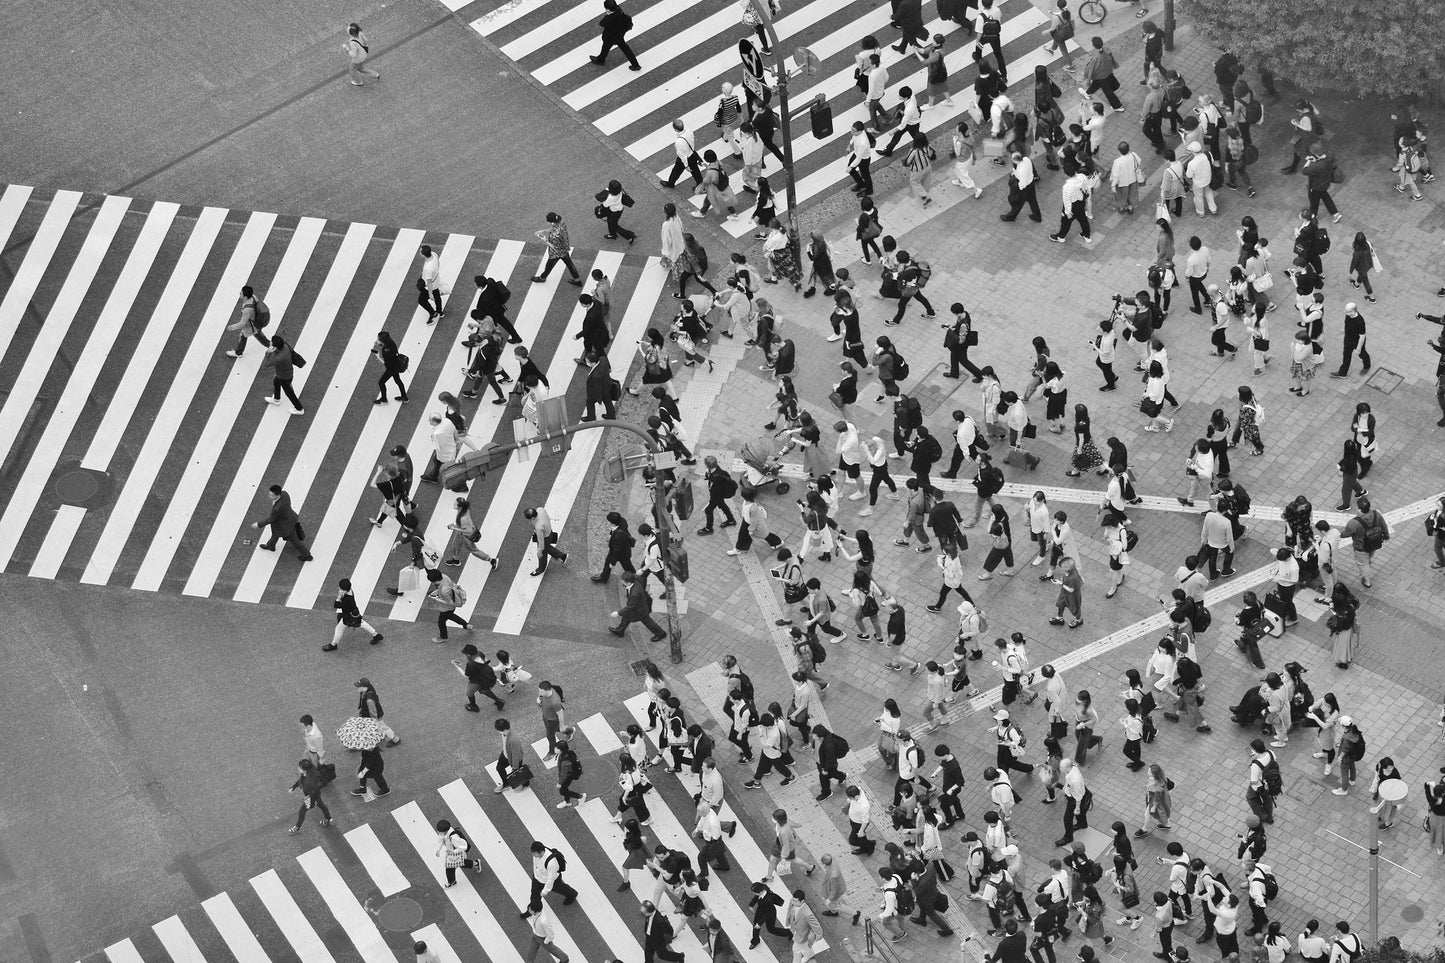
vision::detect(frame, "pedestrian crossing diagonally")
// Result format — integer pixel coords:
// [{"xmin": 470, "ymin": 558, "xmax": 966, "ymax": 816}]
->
[
  {"xmin": 74, "ymin": 702, "xmax": 793, "ymax": 963},
  {"xmin": 0, "ymin": 183, "xmax": 666, "ymax": 630},
  {"xmin": 470, "ymin": 0, "xmax": 1061, "ymax": 237}
]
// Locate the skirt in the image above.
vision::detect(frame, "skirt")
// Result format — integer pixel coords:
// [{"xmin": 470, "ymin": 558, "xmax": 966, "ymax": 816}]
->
[
  {"xmin": 1430, "ymin": 812, "xmax": 1445, "ymax": 850},
  {"xmin": 1331, "ymin": 621, "xmax": 1359, "ymax": 665},
  {"xmin": 1045, "ymin": 389, "xmax": 1068, "ymax": 421},
  {"xmin": 802, "ymin": 442, "xmax": 831, "ymax": 479},
  {"xmin": 1071, "ymin": 440, "xmax": 1103, "ymax": 471}
]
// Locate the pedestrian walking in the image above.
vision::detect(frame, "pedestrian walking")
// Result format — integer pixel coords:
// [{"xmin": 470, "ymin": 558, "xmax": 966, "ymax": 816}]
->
[
  {"xmin": 1000, "ymin": 151, "xmax": 1042, "ymax": 222},
  {"xmin": 351, "ymin": 742, "xmax": 390, "ymax": 797},
  {"xmin": 1331, "ymin": 302, "xmax": 1371, "ymax": 378},
  {"xmin": 287, "ymin": 758, "xmax": 333, "ymax": 835},
  {"xmin": 253, "ymin": 484, "xmax": 312, "ymax": 560},
  {"xmin": 533, "ymin": 213, "xmax": 583, "ymax": 285},
  {"xmin": 225, "ymin": 285, "xmax": 272, "ymax": 357},
  {"xmin": 299, "ymin": 714, "xmax": 326, "ymax": 765},
  {"xmin": 1346, "ymin": 234, "xmax": 1378, "ymax": 303},
  {"xmin": 1056, "ymin": 759, "xmax": 1092, "ymax": 845},
  {"xmin": 1302, "ymin": 148, "xmax": 1342, "ymax": 222},
  {"xmin": 697, "ymin": 455, "xmax": 738, "ymax": 534},
  {"xmin": 596, "ymin": 179, "xmax": 637, "ymax": 242},
  {"xmin": 523, "ymin": 506, "xmax": 568, "ymax": 577},
  {"xmin": 344, "ymin": 23, "xmax": 381, "ymax": 86},
  {"xmin": 1341, "ymin": 496, "xmax": 1389, "ymax": 588},
  {"xmin": 527, "ymin": 839, "xmax": 580, "ymax": 911},
  {"xmin": 609, "ymin": 571, "xmax": 668, "ymax": 642},
  {"xmin": 261, "ymin": 335, "xmax": 306, "ymax": 414},
  {"xmin": 1084, "ymin": 37, "xmax": 1125, "ymax": 111},
  {"xmin": 426, "ymin": 571, "xmax": 470, "ymax": 644},
  {"xmin": 416, "ymin": 245, "xmax": 444, "ymax": 322},
  {"xmin": 323, "ymin": 578, "xmax": 382, "ymax": 651},
  {"xmin": 591, "ymin": 0, "xmax": 641, "ymax": 69}
]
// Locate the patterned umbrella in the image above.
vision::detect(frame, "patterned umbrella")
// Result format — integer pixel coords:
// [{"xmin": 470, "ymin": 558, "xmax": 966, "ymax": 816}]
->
[{"xmin": 337, "ymin": 716, "xmax": 386, "ymax": 750}]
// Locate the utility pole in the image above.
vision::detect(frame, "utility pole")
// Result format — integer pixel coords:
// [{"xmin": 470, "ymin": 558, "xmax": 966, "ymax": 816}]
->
[
  {"xmin": 441, "ymin": 416, "xmax": 685, "ymax": 663},
  {"xmin": 742, "ymin": 0, "xmax": 799, "ymax": 241}
]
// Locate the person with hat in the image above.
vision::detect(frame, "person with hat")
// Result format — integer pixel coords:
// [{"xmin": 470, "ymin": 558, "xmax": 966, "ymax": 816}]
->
[
  {"xmin": 992, "ymin": 709, "xmax": 1035, "ymax": 777},
  {"xmin": 1184, "ymin": 143, "xmax": 1218, "ymax": 216},
  {"xmin": 1333, "ymin": 717, "xmax": 1363, "ymax": 795}
]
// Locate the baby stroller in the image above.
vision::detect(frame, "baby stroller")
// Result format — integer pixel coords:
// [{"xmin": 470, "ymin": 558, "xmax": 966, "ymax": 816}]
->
[{"xmin": 740, "ymin": 434, "xmax": 793, "ymax": 497}]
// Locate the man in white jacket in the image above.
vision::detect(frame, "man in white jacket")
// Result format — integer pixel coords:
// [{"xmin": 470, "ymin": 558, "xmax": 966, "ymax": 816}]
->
[{"xmin": 425, "ymin": 413, "xmax": 460, "ymax": 483}]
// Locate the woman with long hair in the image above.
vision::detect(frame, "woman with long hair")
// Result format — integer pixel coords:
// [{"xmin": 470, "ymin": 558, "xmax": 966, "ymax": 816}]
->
[
  {"xmin": 1348, "ymin": 231, "xmax": 1378, "ymax": 302},
  {"xmin": 1066, "ymin": 404, "xmax": 1102, "ymax": 476}
]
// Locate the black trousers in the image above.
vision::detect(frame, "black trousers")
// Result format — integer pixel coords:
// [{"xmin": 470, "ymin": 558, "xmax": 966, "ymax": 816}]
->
[
  {"xmin": 1198, "ymin": 544, "xmax": 1234, "ymax": 579},
  {"xmin": 534, "ymin": 532, "xmax": 566, "ymax": 571},
  {"xmin": 1005, "ymin": 183, "xmax": 1042, "ymax": 220},
  {"xmin": 418, "ymin": 285, "xmax": 443, "ymax": 316},
  {"xmin": 1188, "ymin": 275, "xmax": 1209, "ymax": 311},
  {"xmin": 1062, "ymin": 789, "xmax": 1091, "ymax": 836},
  {"xmin": 530, "ymin": 875, "xmax": 579, "ymax": 905},
  {"xmin": 997, "ymin": 746, "xmax": 1034, "ymax": 775},
  {"xmin": 1338, "ymin": 333, "xmax": 1371, "ymax": 374},
  {"xmin": 938, "ymin": 790, "xmax": 964, "ymax": 824},
  {"xmin": 1086, "ymin": 76, "xmax": 1123, "ymax": 109},
  {"xmin": 704, "ymin": 493, "xmax": 736, "ymax": 527},
  {"xmin": 883, "ymin": 121, "xmax": 922, "ymax": 155},
  {"xmin": 1096, "ymin": 355, "xmax": 1117, "ymax": 387},
  {"xmin": 947, "ymin": 344, "xmax": 983, "ymax": 379},
  {"xmin": 603, "ymin": 208, "xmax": 636, "ymax": 240},
  {"xmin": 696, "ymin": 837, "xmax": 731, "ymax": 878},
  {"xmin": 1055, "ymin": 199, "xmax": 1091, "ymax": 239},
  {"xmin": 584, "ymin": 393, "xmax": 617, "ymax": 420},
  {"xmin": 665, "ymin": 154, "xmax": 704, "ymax": 187},
  {"xmin": 850, "ymin": 158, "xmax": 874, "ymax": 195},
  {"xmin": 272, "ymin": 376, "xmax": 302, "ymax": 409},
  {"xmin": 360, "ymin": 771, "xmax": 390, "ymax": 793},
  {"xmin": 1308, "ymin": 187, "xmax": 1339, "ymax": 217},
  {"xmin": 294, "ymin": 793, "xmax": 331, "ymax": 829},
  {"xmin": 596, "ymin": 35, "xmax": 640, "ymax": 68},
  {"xmin": 378, "ymin": 368, "xmax": 407, "ymax": 401},
  {"xmin": 539, "ymin": 252, "xmax": 581, "ymax": 281}
]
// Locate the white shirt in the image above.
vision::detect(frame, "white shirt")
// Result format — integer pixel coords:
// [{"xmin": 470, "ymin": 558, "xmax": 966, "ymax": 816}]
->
[
  {"xmin": 421, "ymin": 252, "xmax": 440, "ymax": 286},
  {"xmin": 898, "ymin": 740, "xmax": 922, "ymax": 779},
  {"xmin": 529, "ymin": 905, "xmax": 557, "ymax": 942},
  {"xmin": 1111, "ymin": 151, "xmax": 1142, "ymax": 188},
  {"xmin": 532, "ymin": 850, "xmax": 562, "ymax": 891},
  {"xmin": 673, "ymin": 129, "xmax": 696, "ymax": 161},
  {"xmin": 847, "ymin": 793, "xmax": 872, "ymax": 825},
  {"xmin": 1185, "ymin": 150, "xmax": 1212, "ymax": 186},
  {"xmin": 1013, "ymin": 154, "xmax": 1037, "ymax": 189},
  {"xmin": 431, "ymin": 420, "xmax": 460, "ymax": 462},
  {"xmin": 867, "ymin": 63, "xmax": 889, "ymax": 101},
  {"xmin": 864, "ymin": 436, "xmax": 888, "ymax": 467},
  {"xmin": 954, "ymin": 416, "xmax": 977, "ymax": 453},
  {"xmin": 1095, "ymin": 327, "xmax": 1118, "ymax": 363},
  {"xmin": 698, "ymin": 767, "xmax": 724, "ymax": 808},
  {"xmin": 303, "ymin": 724, "xmax": 325, "ymax": 760},
  {"xmin": 898, "ymin": 96, "xmax": 921, "ymax": 128},
  {"xmin": 1185, "ymin": 245, "xmax": 1211, "ymax": 278},
  {"xmin": 742, "ymin": 134, "xmax": 764, "ymax": 167},
  {"xmin": 696, "ymin": 807, "xmax": 724, "ymax": 841},
  {"xmin": 1063, "ymin": 765, "xmax": 1087, "ymax": 801},
  {"xmin": 836, "ymin": 423, "xmax": 861, "ymax": 465}
]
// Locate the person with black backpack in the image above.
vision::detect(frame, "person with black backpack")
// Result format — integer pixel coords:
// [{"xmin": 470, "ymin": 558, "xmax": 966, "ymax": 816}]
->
[
  {"xmin": 697, "ymin": 455, "xmax": 738, "ymax": 534},
  {"xmin": 528, "ymin": 839, "xmax": 579, "ymax": 909},
  {"xmin": 225, "ymin": 284, "xmax": 273, "ymax": 357},
  {"xmin": 591, "ymin": 0, "xmax": 640, "ymax": 69},
  {"xmin": 1246, "ymin": 739, "xmax": 1282, "ymax": 823}
]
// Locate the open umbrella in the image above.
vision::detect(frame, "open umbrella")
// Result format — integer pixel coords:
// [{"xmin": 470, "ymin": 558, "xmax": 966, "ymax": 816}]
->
[{"xmin": 337, "ymin": 716, "xmax": 387, "ymax": 751}]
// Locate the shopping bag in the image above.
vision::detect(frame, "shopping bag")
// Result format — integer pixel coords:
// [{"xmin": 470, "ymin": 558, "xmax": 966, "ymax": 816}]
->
[
  {"xmin": 398, "ymin": 565, "xmax": 421, "ymax": 593},
  {"xmin": 776, "ymin": 858, "xmax": 794, "ymax": 876}
]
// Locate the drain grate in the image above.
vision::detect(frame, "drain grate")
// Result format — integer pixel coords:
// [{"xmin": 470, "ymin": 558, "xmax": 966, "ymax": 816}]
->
[{"xmin": 1365, "ymin": 367, "xmax": 1404, "ymax": 394}]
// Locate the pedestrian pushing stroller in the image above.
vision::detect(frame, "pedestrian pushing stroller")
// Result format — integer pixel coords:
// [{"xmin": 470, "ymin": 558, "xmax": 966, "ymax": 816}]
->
[{"xmin": 740, "ymin": 434, "xmax": 793, "ymax": 496}]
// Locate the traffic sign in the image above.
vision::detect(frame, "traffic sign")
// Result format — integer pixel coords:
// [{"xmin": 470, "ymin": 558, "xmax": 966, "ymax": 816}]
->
[
  {"xmin": 738, "ymin": 38, "xmax": 764, "ymax": 78},
  {"xmin": 793, "ymin": 46, "xmax": 821, "ymax": 76}
]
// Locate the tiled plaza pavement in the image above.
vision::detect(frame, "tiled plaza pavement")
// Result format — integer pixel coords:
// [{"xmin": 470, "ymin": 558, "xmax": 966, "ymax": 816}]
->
[{"xmin": 587, "ymin": 13, "xmax": 1445, "ymax": 961}]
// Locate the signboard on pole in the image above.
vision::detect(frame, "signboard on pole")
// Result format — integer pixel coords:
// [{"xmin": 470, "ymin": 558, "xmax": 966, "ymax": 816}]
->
[{"xmin": 738, "ymin": 38, "xmax": 768, "ymax": 102}]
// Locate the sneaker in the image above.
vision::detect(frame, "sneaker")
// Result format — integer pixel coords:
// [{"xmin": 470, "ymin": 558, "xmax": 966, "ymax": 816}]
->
[
  {"xmin": 780, "ymin": 776, "xmax": 796, "ymax": 786},
  {"xmin": 1332, "ymin": 213, "xmax": 1343, "ymax": 223},
  {"xmin": 321, "ymin": 643, "xmax": 338, "ymax": 652},
  {"xmin": 351, "ymin": 787, "xmax": 368, "ymax": 796},
  {"xmin": 225, "ymin": 350, "xmax": 242, "ymax": 358},
  {"xmin": 858, "ymin": 507, "xmax": 874, "ymax": 516},
  {"xmin": 1332, "ymin": 788, "xmax": 1349, "ymax": 796}
]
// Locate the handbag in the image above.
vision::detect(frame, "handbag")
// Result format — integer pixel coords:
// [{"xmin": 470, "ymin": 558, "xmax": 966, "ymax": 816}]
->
[
  {"xmin": 828, "ymin": 390, "xmax": 845, "ymax": 408},
  {"xmin": 1022, "ymin": 422, "xmax": 1037, "ymax": 439},
  {"xmin": 1370, "ymin": 245, "xmax": 1384, "ymax": 275},
  {"xmin": 1140, "ymin": 398, "xmax": 1163, "ymax": 417},
  {"xmin": 965, "ymin": 329, "xmax": 980, "ymax": 346},
  {"xmin": 398, "ymin": 565, "xmax": 421, "ymax": 593},
  {"xmin": 1252, "ymin": 271, "xmax": 1273, "ymax": 291}
]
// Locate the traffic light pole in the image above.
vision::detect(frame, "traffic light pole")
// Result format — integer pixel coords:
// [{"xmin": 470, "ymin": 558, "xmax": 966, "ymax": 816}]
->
[
  {"xmin": 746, "ymin": 0, "xmax": 800, "ymax": 242},
  {"xmin": 446, "ymin": 418, "xmax": 683, "ymax": 663}
]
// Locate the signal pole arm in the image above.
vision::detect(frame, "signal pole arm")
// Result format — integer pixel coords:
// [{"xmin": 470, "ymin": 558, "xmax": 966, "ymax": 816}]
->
[{"xmin": 440, "ymin": 417, "xmax": 685, "ymax": 662}]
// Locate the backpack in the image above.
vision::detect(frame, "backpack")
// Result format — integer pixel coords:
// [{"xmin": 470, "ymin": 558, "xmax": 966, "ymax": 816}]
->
[
  {"xmin": 548, "ymin": 847, "xmax": 568, "ymax": 872},
  {"xmin": 982, "ymin": 14, "xmax": 1001, "ymax": 37},
  {"xmin": 1055, "ymin": 16, "xmax": 1075, "ymax": 40},
  {"xmin": 995, "ymin": 872, "xmax": 1016, "ymax": 905},
  {"xmin": 808, "ymin": 636, "xmax": 827, "ymax": 665},
  {"xmin": 1242, "ymin": 143, "xmax": 1260, "ymax": 166},
  {"xmin": 834, "ymin": 733, "xmax": 851, "ymax": 757},
  {"xmin": 1316, "ymin": 228, "xmax": 1332, "ymax": 254},
  {"xmin": 1124, "ymin": 528, "xmax": 1139, "ymax": 552},
  {"xmin": 1346, "ymin": 731, "xmax": 1366, "ymax": 761},
  {"xmin": 253, "ymin": 299, "xmax": 271, "ymax": 327},
  {"xmin": 1245, "ymin": 99, "xmax": 1263, "ymax": 125},
  {"xmin": 1261, "ymin": 752, "xmax": 1283, "ymax": 797},
  {"xmin": 915, "ymin": 259, "xmax": 932, "ymax": 288},
  {"xmin": 1261, "ymin": 871, "xmax": 1278, "ymax": 902},
  {"xmin": 452, "ymin": 584, "xmax": 468, "ymax": 607},
  {"xmin": 1191, "ymin": 606, "xmax": 1212, "ymax": 634},
  {"xmin": 894, "ymin": 354, "xmax": 911, "ymax": 381},
  {"xmin": 713, "ymin": 471, "xmax": 738, "ymax": 499},
  {"xmin": 397, "ymin": 352, "xmax": 410, "ymax": 372},
  {"xmin": 894, "ymin": 884, "xmax": 915, "ymax": 916}
]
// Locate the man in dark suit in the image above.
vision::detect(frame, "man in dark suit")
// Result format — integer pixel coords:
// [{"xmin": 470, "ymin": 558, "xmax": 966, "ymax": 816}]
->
[
  {"xmin": 988, "ymin": 919, "xmax": 1029, "ymax": 963},
  {"xmin": 472, "ymin": 275, "xmax": 522, "ymax": 343},
  {"xmin": 684, "ymin": 723, "xmax": 715, "ymax": 775},
  {"xmin": 576, "ymin": 293, "xmax": 611, "ymax": 362},
  {"xmin": 581, "ymin": 350, "xmax": 617, "ymax": 421},
  {"xmin": 608, "ymin": 572, "xmax": 667, "ymax": 642},
  {"xmin": 591, "ymin": 0, "xmax": 641, "ymax": 70},
  {"xmin": 811, "ymin": 723, "xmax": 848, "ymax": 801},
  {"xmin": 253, "ymin": 485, "xmax": 313, "ymax": 560},
  {"xmin": 697, "ymin": 455, "xmax": 737, "ymax": 534},
  {"xmin": 704, "ymin": 917, "xmax": 737, "ymax": 962},
  {"xmin": 640, "ymin": 901, "xmax": 685, "ymax": 963},
  {"xmin": 592, "ymin": 511, "xmax": 636, "ymax": 583}
]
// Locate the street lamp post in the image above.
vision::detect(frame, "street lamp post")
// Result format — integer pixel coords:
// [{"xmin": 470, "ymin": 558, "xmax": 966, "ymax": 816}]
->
[
  {"xmin": 1369, "ymin": 778, "xmax": 1409, "ymax": 945},
  {"xmin": 743, "ymin": 0, "xmax": 800, "ymax": 242}
]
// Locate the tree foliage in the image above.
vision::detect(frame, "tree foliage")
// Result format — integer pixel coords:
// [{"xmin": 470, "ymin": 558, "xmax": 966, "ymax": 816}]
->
[
  {"xmin": 1179, "ymin": 0, "xmax": 1445, "ymax": 100},
  {"xmin": 1361, "ymin": 937, "xmax": 1445, "ymax": 963}
]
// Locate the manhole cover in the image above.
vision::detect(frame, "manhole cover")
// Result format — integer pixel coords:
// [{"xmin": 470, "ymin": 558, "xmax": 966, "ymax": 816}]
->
[
  {"xmin": 1401, "ymin": 904, "xmax": 1424, "ymax": 923},
  {"xmin": 375, "ymin": 896, "xmax": 423, "ymax": 931},
  {"xmin": 1365, "ymin": 367, "xmax": 1404, "ymax": 394},
  {"xmin": 54, "ymin": 468, "xmax": 110, "ymax": 507}
]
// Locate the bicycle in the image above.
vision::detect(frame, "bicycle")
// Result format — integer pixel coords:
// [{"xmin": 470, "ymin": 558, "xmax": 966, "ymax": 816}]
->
[{"xmin": 1077, "ymin": 0, "xmax": 1106, "ymax": 24}]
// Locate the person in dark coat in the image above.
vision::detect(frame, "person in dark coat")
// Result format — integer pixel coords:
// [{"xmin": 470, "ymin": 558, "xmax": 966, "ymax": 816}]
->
[
  {"xmin": 288, "ymin": 758, "xmax": 332, "ymax": 834},
  {"xmin": 352, "ymin": 744, "xmax": 389, "ymax": 797},
  {"xmin": 609, "ymin": 571, "xmax": 667, "ymax": 641},
  {"xmin": 576, "ymin": 293, "xmax": 611, "ymax": 361},
  {"xmin": 591, "ymin": 0, "xmax": 641, "ymax": 70},
  {"xmin": 812, "ymin": 724, "xmax": 848, "ymax": 800},
  {"xmin": 910, "ymin": 859, "xmax": 954, "ymax": 935},
  {"xmin": 991, "ymin": 919, "xmax": 1030, "ymax": 963},
  {"xmin": 641, "ymin": 901, "xmax": 685, "ymax": 963},
  {"xmin": 909, "ymin": 425, "xmax": 943, "ymax": 488},
  {"xmin": 593, "ymin": 511, "xmax": 637, "ymax": 582},
  {"xmin": 748, "ymin": 883, "xmax": 790, "ymax": 947},
  {"xmin": 892, "ymin": 0, "xmax": 927, "ymax": 52},
  {"xmin": 263, "ymin": 336, "xmax": 305, "ymax": 414},
  {"xmin": 685, "ymin": 723, "xmax": 716, "ymax": 774},
  {"xmin": 472, "ymin": 275, "xmax": 523, "ymax": 343},
  {"xmin": 253, "ymin": 484, "xmax": 312, "ymax": 560},
  {"xmin": 582, "ymin": 350, "xmax": 617, "ymax": 421}
]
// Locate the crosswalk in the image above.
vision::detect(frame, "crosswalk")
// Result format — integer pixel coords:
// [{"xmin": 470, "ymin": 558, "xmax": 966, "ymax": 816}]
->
[
  {"xmin": 465, "ymin": 0, "xmax": 1058, "ymax": 236},
  {"xmin": 0, "ymin": 183, "xmax": 666, "ymax": 629},
  {"xmin": 82, "ymin": 697, "xmax": 800, "ymax": 963}
]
